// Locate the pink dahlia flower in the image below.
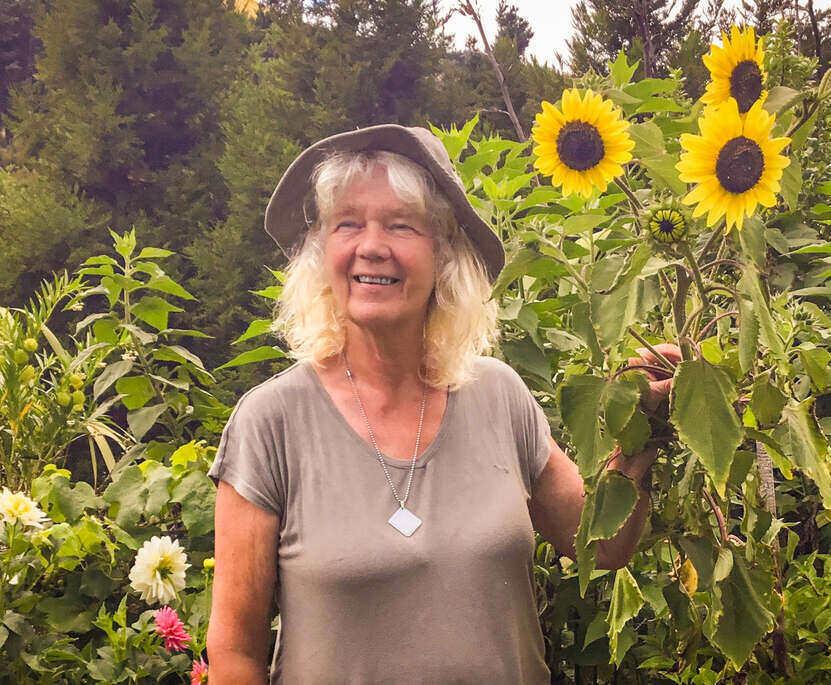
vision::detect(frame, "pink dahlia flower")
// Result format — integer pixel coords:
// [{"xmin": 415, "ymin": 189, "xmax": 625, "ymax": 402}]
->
[
  {"xmin": 190, "ymin": 656, "xmax": 209, "ymax": 684},
  {"xmin": 153, "ymin": 606, "xmax": 191, "ymax": 653}
]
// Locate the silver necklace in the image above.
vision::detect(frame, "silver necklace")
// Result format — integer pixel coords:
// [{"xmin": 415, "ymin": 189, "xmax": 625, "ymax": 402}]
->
[{"xmin": 343, "ymin": 354, "xmax": 427, "ymax": 537}]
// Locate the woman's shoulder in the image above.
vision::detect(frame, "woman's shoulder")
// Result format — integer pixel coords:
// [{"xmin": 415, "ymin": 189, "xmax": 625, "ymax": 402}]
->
[
  {"xmin": 468, "ymin": 355, "xmax": 525, "ymax": 388},
  {"xmin": 229, "ymin": 360, "xmax": 315, "ymax": 423}
]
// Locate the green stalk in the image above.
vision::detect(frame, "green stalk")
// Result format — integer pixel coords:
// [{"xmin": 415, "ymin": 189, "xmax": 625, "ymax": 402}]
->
[{"xmin": 677, "ymin": 242, "xmax": 709, "ymax": 309}]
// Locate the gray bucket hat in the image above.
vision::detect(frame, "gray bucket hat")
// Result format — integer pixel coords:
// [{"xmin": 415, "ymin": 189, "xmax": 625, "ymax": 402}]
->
[{"xmin": 263, "ymin": 124, "xmax": 505, "ymax": 281}]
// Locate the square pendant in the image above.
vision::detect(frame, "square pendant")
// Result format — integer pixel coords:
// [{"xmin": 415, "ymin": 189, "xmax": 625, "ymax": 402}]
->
[{"xmin": 388, "ymin": 507, "xmax": 422, "ymax": 537}]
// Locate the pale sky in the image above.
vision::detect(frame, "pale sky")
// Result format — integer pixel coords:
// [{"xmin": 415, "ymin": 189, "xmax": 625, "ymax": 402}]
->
[{"xmin": 442, "ymin": 0, "xmax": 831, "ymax": 66}]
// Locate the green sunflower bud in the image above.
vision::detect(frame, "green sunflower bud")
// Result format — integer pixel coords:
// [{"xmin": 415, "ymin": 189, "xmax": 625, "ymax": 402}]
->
[
  {"xmin": 13, "ymin": 349, "xmax": 28, "ymax": 365},
  {"xmin": 71, "ymin": 390, "xmax": 85, "ymax": 406},
  {"xmin": 22, "ymin": 338, "xmax": 38, "ymax": 353},
  {"xmin": 56, "ymin": 391, "xmax": 72, "ymax": 407},
  {"xmin": 647, "ymin": 207, "xmax": 688, "ymax": 244},
  {"xmin": 68, "ymin": 373, "xmax": 84, "ymax": 389}
]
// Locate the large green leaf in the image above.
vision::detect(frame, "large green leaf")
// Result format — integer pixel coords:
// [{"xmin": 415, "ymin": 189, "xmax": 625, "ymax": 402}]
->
[
  {"xmin": 763, "ymin": 85, "xmax": 801, "ymax": 113},
  {"xmin": 587, "ymin": 471, "xmax": 638, "ymax": 542},
  {"xmin": 781, "ymin": 158, "xmax": 801, "ymax": 211},
  {"xmin": 131, "ymin": 295, "xmax": 184, "ymax": 331},
  {"xmin": 629, "ymin": 121, "xmax": 665, "ymax": 158},
  {"xmin": 216, "ymin": 345, "xmax": 285, "ymax": 370},
  {"xmin": 93, "ymin": 360, "xmax": 134, "ymax": 400},
  {"xmin": 558, "ymin": 375, "xmax": 615, "ymax": 478},
  {"xmin": 603, "ymin": 378, "xmax": 641, "ymax": 436},
  {"xmin": 775, "ymin": 399, "xmax": 831, "ymax": 509},
  {"xmin": 750, "ymin": 372, "xmax": 787, "ymax": 426},
  {"xmin": 798, "ymin": 347, "xmax": 831, "ymax": 392},
  {"xmin": 127, "ymin": 403, "xmax": 167, "ymax": 441},
  {"xmin": 172, "ymin": 471, "xmax": 216, "ymax": 537},
  {"xmin": 641, "ymin": 154, "xmax": 686, "ymax": 194},
  {"xmin": 589, "ymin": 242, "xmax": 652, "ymax": 349},
  {"xmin": 575, "ymin": 496, "xmax": 598, "ymax": 597},
  {"xmin": 232, "ymin": 318, "xmax": 274, "ymax": 345},
  {"xmin": 671, "ymin": 358, "xmax": 743, "ymax": 496},
  {"xmin": 616, "ymin": 408, "xmax": 651, "ymax": 455},
  {"xmin": 738, "ymin": 264, "xmax": 788, "ymax": 375},
  {"xmin": 607, "ymin": 567, "xmax": 644, "ymax": 665},
  {"xmin": 710, "ymin": 552, "xmax": 776, "ymax": 669},
  {"xmin": 114, "ymin": 375, "xmax": 155, "ymax": 410},
  {"xmin": 103, "ymin": 462, "xmax": 172, "ymax": 528},
  {"xmin": 571, "ymin": 302, "xmax": 604, "ymax": 366},
  {"xmin": 736, "ymin": 294, "xmax": 758, "ymax": 376}
]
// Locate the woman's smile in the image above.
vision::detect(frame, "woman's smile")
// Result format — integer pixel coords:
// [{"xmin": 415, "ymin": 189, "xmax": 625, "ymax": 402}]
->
[{"xmin": 323, "ymin": 165, "xmax": 436, "ymax": 331}]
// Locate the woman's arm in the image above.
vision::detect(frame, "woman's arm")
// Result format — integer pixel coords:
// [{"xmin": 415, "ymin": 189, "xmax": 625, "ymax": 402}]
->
[
  {"xmin": 207, "ymin": 480, "xmax": 280, "ymax": 684},
  {"xmin": 528, "ymin": 437, "xmax": 655, "ymax": 570}
]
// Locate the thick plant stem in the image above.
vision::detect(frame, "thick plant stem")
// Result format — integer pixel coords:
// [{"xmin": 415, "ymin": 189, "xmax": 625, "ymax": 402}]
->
[
  {"xmin": 702, "ymin": 489, "xmax": 728, "ymax": 545},
  {"xmin": 672, "ymin": 265, "xmax": 693, "ymax": 361},
  {"xmin": 677, "ymin": 242, "xmax": 709, "ymax": 309},
  {"xmin": 626, "ymin": 327, "xmax": 677, "ymax": 371},
  {"xmin": 616, "ymin": 177, "xmax": 643, "ymax": 213},
  {"xmin": 459, "ymin": 1, "xmax": 526, "ymax": 142},
  {"xmin": 696, "ymin": 226, "xmax": 723, "ymax": 262},
  {"xmin": 756, "ymin": 440, "xmax": 792, "ymax": 677}
]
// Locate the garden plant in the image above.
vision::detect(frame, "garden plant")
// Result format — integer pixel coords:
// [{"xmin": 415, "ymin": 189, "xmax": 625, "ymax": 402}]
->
[{"xmin": 1, "ymin": 18, "xmax": 831, "ymax": 685}]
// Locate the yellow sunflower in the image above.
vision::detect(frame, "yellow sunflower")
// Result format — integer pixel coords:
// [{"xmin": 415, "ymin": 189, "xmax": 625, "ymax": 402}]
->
[
  {"xmin": 676, "ymin": 99, "xmax": 790, "ymax": 232},
  {"xmin": 532, "ymin": 89, "xmax": 634, "ymax": 198},
  {"xmin": 702, "ymin": 26, "xmax": 767, "ymax": 114}
]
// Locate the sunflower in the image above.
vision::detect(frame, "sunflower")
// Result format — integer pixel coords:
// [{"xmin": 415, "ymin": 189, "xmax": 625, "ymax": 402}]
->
[
  {"xmin": 647, "ymin": 207, "xmax": 688, "ymax": 244},
  {"xmin": 532, "ymin": 89, "xmax": 634, "ymax": 198},
  {"xmin": 702, "ymin": 26, "xmax": 767, "ymax": 114},
  {"xmin": 676, "ymin": 99, "xmax": 790, "ymax": 232}
]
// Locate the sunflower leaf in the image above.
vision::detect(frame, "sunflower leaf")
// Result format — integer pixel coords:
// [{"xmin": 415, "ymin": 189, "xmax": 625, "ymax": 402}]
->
[{"xmin": 671, "ymin": 358, "xmax": 743, "ymax": 496}]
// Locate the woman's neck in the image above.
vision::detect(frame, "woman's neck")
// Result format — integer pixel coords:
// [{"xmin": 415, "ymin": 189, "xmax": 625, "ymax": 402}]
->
[{"xmin": 342, "ymin": 323, "xmax": 424, "ymax": 390}]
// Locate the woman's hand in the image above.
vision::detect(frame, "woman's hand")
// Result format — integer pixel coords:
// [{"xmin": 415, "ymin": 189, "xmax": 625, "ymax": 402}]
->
[{"xmin": 626, "ymin": 343, "xmax": 683, "ymax": 412}]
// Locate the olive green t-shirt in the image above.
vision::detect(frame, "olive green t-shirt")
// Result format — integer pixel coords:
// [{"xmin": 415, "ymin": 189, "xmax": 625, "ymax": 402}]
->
[{"xmin": 208, "ymin": 356, "xmax": 552, "ymax": 684}]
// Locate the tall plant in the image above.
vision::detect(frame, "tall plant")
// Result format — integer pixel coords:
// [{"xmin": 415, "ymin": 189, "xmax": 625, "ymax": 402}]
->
[{"xmin": 430, "ymin": 27, "xmax": 831, "ymax": 681}]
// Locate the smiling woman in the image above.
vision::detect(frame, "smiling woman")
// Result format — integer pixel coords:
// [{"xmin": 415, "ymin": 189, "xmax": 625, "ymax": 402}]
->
[
  {"xmin": 205, "ymin": 124, "xmax": 672, "ymax": 685},
  {"xmin": 274, "ymin": 149, "xmax": 498, "ymax": 389}
]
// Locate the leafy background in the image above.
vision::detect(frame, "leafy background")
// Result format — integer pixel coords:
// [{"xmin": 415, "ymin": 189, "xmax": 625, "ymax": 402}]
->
[{"xmin": 1, "ymin": 0, "xmax": 831, "ymax": 682}]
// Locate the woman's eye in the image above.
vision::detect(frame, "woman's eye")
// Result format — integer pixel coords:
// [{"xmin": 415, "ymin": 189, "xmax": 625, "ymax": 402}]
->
[
  {"xmin": 336, "ymin": 221, "xmax": 359, "ymax": 230},
  {"xmin": 391, "ymin": 223, "xmax": 414, "ymax": 232}
]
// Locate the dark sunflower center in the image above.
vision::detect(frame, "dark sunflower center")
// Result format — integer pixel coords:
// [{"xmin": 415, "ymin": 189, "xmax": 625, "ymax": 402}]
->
[
  {"xmin": 556, "ymin": 121, "xmax": 605, "ymax": 171},
  {"xmin": 715, "ymin": 136, "xmax": 764, "ymax": 194},
  {"xmin": 729, "ymin": 60, "xmax": 763, "ymax": 113},
  {"xmin": 659, "ymin": 219, "xmax": 675, "ymax": 234}
]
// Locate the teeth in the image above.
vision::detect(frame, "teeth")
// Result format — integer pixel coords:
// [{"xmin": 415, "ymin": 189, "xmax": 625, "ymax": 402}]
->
[{"xmin": 355, "ymin": 275, "xmax": 396, "ymax": 285}]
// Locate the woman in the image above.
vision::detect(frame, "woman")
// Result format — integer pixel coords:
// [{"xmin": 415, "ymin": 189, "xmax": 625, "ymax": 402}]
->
[{"xmin": 206, "ymin": 125, "xmax": 679, "ymax": 684}]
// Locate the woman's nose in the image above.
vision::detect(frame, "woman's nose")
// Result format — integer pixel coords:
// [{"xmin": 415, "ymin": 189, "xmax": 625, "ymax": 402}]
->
[{"xmin": 356, "ymin": 222, "xmax": 391, "ymax": 260}]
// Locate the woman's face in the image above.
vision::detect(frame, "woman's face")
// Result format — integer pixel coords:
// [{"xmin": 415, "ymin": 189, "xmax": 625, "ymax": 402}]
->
[{"xmin": 322, "ymin": 164, "xmax": 437, "ymax": 335}]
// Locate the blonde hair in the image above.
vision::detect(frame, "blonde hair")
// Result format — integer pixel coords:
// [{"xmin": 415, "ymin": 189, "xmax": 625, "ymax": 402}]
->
[{"xmin": 273, "ymin": 150, "xmax": 499, "ymax": 389}]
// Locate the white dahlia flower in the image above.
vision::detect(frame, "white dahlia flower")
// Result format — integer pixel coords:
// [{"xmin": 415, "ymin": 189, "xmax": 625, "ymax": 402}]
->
[
  {"xmin": 129, "ymin": 535, "xmax": 190, "ymax": 605},
  {"xmin": 0, "ymin": 487, "xmax": 50, "ymax": 529}
]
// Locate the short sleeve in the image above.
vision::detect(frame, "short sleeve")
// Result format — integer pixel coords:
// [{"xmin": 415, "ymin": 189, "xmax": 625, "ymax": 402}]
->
[
  {"xmin": 489, "ymin": 359, "xmax": 552, "ymax": 488},
  {"xmin": 208, "ymin": 388, "xmax": 285, "ymax": 519}
]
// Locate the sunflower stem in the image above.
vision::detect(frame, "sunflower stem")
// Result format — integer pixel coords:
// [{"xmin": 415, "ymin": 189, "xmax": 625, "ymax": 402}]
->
[
  {"xmin": 671, "ymin": 264, "xmax": 693, "ymax": 361},
  {"xmin": 616, "ymin": 177, "xmax": 643, "ymax": 213},
  {"xmin": 695, "ymin": 226, "xmax": 723, "ymax": 262},
  {"xmin": 678, "ymin": 242, "xmax": 710, "ymax": 309},
  {"xmin": 626, "ymin": 326, "xmax": 677, "ymax": 371}
]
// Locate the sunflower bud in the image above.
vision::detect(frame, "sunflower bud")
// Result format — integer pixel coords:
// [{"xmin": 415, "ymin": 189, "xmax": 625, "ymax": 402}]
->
[{"xmin": 647, "ymin": 207, "xmax": 688, "ymax": 244}]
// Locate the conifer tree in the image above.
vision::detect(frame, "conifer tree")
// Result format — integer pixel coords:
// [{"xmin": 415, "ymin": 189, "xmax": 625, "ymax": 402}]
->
[
  {"xmin": 4, "ymin": 0, "xmax": 248, "ymax": 254},
  {"xmin": 568, "ymin": 0, "xmax": 701, "ymax": 78}
]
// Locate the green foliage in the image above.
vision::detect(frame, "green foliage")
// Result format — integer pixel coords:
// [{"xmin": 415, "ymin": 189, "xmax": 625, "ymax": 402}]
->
[
  {"xmin": 1, "ymin": 453, "xmax": 215, "ymax": 682},
  {"xmin": 421, "ymin": 43, "xmax": 831, "ymax": 675}
]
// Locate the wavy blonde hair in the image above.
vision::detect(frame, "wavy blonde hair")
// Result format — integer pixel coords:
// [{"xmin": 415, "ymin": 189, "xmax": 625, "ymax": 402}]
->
[{"xmin": 272, "ymin": 150, "xmax": 499, "ymax": 389}]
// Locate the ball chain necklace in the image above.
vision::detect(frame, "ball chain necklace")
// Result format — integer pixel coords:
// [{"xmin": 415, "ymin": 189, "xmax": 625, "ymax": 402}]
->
[{"xmin": 343, "ymin": 353, "xmax": 426, "ymax": 537}]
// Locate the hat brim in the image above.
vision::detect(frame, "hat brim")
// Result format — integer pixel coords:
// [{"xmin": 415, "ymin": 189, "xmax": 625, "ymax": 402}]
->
[{"xmin": 264, "ymin": 124, "xmax": 505, "ymax": 281}]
